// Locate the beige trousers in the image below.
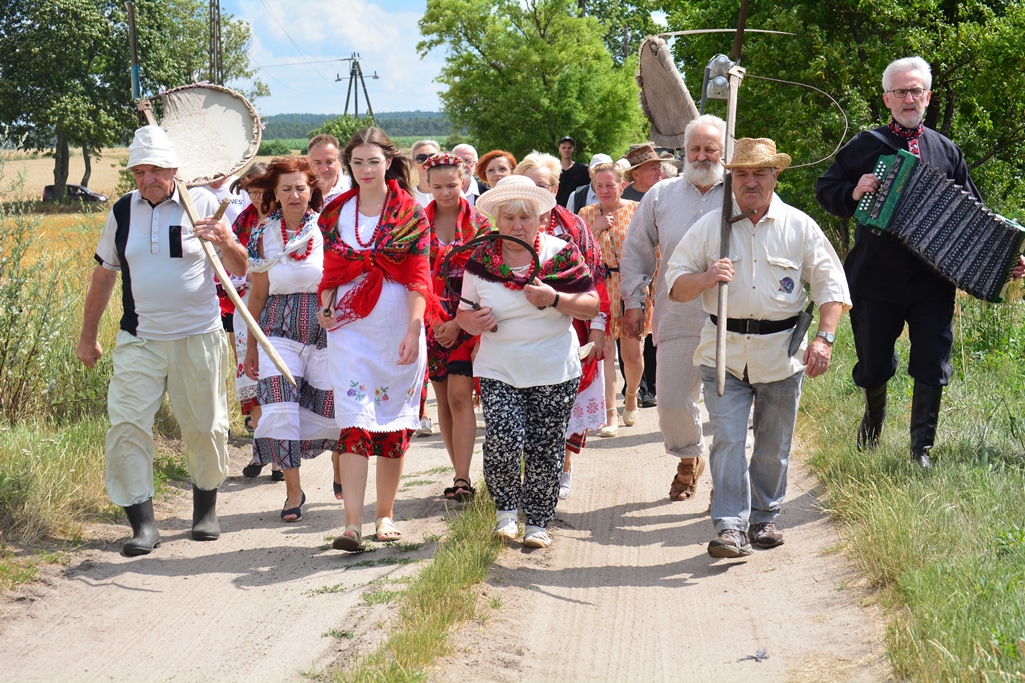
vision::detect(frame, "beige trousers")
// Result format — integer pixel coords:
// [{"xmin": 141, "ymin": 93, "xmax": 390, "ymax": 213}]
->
[
  {"xmin": 655, "ymin": 335, "xmax": 706, "ymax": 460},
  {"xmin": 105, "ymin": 329, "xmax": 230, "ymax": 507}
]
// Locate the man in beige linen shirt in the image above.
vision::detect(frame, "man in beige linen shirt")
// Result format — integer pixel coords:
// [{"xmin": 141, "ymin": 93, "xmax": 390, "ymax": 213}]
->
[{"xmin": 665, "ymin": 138, "xmax": 851, "ymax": 559}]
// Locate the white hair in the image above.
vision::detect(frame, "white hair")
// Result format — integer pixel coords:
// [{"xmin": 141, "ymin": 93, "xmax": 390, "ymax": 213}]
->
[
  {"xmin": 882, "ymin": 56, "xmax": 932, "ymax": 91},
  {"xmin": 683, "ymin": 114, "xmax": 726, "ymax": 150},
  {"xmin": 411, "ymin": 139, "xmax": 440, "ymax": 156},
  {"xmin": 514, "ymin": 151, "xmax": 562, "ymax": 189},
  {"xmin": 452, "ymin": 143, "xmax": 478, "ymax": 161}
]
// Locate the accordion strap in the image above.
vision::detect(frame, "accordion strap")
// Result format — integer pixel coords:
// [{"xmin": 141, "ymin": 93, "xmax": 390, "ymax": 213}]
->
[{"xmin": 868, "ymin": 129, "xmax": 902, "ymax": 153}]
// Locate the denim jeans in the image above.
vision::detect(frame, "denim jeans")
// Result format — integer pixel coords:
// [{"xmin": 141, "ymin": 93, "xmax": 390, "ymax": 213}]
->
[{"xmin": 700, "ymin": 365, "xmax": 803, "ymax": 533}]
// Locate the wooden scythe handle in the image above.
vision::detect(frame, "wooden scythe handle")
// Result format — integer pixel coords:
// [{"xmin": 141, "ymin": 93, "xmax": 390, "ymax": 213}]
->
[{"xmin": 178, "ymin": 187, "xmax": 297, "ymax": 387}]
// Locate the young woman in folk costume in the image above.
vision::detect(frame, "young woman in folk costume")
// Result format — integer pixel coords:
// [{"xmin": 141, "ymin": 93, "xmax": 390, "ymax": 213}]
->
[
  {"xmin": 514, "ymin": 153, "xmax": 610, "ymax": 500},
  {"xmin": 241, "ymin": 157, "xmax": 339, "ymax": 522},
  {"xmin": 317, "ymin": 127, "xmax": 434, "ymax": 552},
  {"xmin": 422, "ymin": 152, "xmax": 492, "ymax": 501}
]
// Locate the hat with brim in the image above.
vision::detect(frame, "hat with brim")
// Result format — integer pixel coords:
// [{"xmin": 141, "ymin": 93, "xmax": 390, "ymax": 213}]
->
[
  {"xmin": 624, "ymin": 143, "xmax": 661, "ymax": 181},
  {"xmin": 722, "ymin": 138, "xmax": 791, "ymax": 171},
  {"xmin": 127, "ymin": 124, "xmax": 181, "ymax": 170},
  {"xmin": 476, "ymin": 175, "xmax": 557, "ymax": 218}
]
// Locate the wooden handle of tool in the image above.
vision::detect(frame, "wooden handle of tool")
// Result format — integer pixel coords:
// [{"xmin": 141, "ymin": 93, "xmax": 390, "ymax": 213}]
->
[{"xmin": 177, "ymin": 182, "xmax": 297, "ymax": 387}]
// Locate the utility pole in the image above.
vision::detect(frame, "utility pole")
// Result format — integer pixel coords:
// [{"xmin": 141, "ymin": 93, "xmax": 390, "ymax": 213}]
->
[
  {"xmin": 208, "ymin": 0, "xmax": 223, "ymax": 84},
  {"xmin": 335, "ymin": 53, "xmax": 378, "ymax": 120}
]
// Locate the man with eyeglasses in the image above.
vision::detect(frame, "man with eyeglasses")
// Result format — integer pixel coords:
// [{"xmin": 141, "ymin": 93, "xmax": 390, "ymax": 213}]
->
[
  {"xmin": 816, "ymin": 56, "xmax": 978, "ymax": 468},
  {"xmin": 452, "ymin": 143, "xmax": 485, "ymax": 206}
]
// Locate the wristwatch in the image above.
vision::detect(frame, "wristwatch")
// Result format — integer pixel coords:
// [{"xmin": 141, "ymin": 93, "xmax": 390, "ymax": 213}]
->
[{"xmin": 815, "ymin": 330, "xmax": 835, "ymax": 344}]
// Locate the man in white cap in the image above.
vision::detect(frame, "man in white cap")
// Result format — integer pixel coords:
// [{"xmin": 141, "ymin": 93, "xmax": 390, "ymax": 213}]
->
[
  {"xmin": 75, "ymin": 124, "xmax": 248, "ymax": 556},
  {"xmin": 665, "ymin": 137, "xmax": 850, "ymax": 558},
  {"xmin": 566, "ymin": 153, "xmax": 613, "ymax": 214}
]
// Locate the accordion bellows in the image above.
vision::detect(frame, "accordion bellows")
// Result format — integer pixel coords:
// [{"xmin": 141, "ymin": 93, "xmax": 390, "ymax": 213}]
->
[{"xmin": 855, "ymin": 149, "xmax": 1025, "ymax": 303}]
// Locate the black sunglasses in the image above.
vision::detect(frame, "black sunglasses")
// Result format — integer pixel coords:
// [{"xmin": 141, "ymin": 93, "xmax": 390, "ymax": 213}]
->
[{"xmin": 415, "ymin": 153, "xmax": 431, "ymax": 163}]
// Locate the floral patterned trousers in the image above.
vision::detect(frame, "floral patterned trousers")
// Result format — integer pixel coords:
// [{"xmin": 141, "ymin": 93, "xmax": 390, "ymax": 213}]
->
[{"xmin": 479, "ymin": 377, "xmax": 580, "ymax": 528}]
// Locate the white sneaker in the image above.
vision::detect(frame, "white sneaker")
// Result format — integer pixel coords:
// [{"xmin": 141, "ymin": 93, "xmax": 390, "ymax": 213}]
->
[
  {"xmin": 558, "ymin": 470, "xmax": 572, "ymax": 499},
  {"xmin": 493, "ymin": 511, "xmax": 518, "ymax": 540},
  {"xmin": 523, "ymin": 525, "xmax": 551, "ymax": 548},
  {"xmin": 415, "ymin": 416, "xmax": 433, "ymax": 437}
]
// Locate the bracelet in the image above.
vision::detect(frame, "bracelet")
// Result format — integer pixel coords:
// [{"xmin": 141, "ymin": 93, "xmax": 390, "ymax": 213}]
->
[{"xmin": 550, "ymin": 292, "xmax": 561, "ymax": 309}]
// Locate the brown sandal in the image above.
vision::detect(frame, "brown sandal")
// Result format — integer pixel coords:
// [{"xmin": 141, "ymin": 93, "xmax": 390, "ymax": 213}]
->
[{"xmin": 669, "ymin": 456, "xmax": 705, "ymax": 501}]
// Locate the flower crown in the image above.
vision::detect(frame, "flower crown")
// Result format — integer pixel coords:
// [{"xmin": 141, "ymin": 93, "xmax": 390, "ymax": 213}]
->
[{"xmin": 422, "ymin": 152, "xmax": 464, "ymax": 171}]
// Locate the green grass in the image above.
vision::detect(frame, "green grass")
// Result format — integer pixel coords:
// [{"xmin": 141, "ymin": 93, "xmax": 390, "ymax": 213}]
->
[
  {"xmin": 800, "ymin": 294, "xmax": 1025, "ymax": 682},
  {"xmin": 329, "ymin": 489, "xmax": 503, "ymax": 682}
]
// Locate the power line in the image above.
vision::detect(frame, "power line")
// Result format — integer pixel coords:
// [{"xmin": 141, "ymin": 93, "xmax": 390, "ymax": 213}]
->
[{"xmin": 257, "ymin": 0, "xmax": 338, "ymax": 86}]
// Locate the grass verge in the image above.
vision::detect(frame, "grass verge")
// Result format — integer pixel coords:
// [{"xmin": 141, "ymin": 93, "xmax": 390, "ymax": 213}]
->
[
  {"xmin": 330, "ymin": 491, "xmax": 503, "ymax": 682},
  {"xmin": 799, "ymin": 299, "xmax": 1025, "ymax": 682}
]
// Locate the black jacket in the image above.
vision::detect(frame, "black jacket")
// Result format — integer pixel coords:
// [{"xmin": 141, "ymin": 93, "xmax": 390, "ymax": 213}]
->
[{"xmin": 815, "ymin": 125, "xmax": 979, "ymax": 303}]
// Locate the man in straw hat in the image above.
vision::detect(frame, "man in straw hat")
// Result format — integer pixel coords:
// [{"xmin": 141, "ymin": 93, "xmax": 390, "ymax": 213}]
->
[
  {"xmin": 665, "ymin": 137, "xmax": 851, "ymax": 558},
  {"xmin": 621, "ymin": 115, "xmax": 726, "ymax": 503},
  {"xmin": 75, "ymin": 124, "xmax": 248, "ymax": 556}
]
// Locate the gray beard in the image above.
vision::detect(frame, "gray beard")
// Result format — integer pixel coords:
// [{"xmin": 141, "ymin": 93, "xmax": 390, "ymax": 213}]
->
[{"xmin": 684, "ymin": 161, "xmax": 723, "ymax": 188}]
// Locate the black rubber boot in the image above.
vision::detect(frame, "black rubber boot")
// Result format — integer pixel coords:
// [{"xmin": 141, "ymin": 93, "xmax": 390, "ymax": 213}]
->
[
  {"xmin": 910, "ymin": 383, "xmax": 943, "ymax": 469},
  {"xmin": 857, "ymin": 384, "xmax": 888, "ymax": 451},
  {"xmin": 192, "ymin": 486, "xmax": 220, "ymax": 541},
  {"xmin": 122, "ymin": 499, "xmax": 160, "ymax": 556}
]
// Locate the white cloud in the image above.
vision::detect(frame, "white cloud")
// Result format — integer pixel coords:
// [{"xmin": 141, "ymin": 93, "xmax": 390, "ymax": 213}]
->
[{"xmin": 225, "ymin": 0, "xmax": 444, "ymax": 115}]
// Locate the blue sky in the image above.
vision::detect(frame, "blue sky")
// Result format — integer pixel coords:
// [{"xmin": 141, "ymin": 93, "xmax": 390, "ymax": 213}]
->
[{"xmin": 222, "ymin": 0, "xmax": 444, "ymax": 116}]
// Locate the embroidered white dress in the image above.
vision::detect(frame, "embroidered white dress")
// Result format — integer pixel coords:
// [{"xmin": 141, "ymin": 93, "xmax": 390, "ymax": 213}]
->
[{"xmin": 326, "ymin": 200, "xmax": 427, "ymax": 432}]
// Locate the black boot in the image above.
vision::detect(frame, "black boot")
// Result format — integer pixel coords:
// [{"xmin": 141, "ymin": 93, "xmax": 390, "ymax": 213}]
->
[
  {"xmin": 192, "ymin": 486, "xmax": 220, "ymax": 541},
  {"xmin": 857, "ymin": 384, "xmax": 887, "ymax": 451},
  {"xmin": 122, "ymin": 499, "xmax": 160, "ymax": 556},
  {"xmin": 910, "ymin": 383, "xmax": 943, "ymax": 469}
]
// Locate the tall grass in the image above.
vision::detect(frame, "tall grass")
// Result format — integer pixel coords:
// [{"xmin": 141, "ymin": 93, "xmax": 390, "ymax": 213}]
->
[
  {"xmin": 801, "ymin": 290, "xmax": 1025, "ymax": 682},
  {"xmin": 331, "ymin": 491, "xmax": 503, "ymax": 682}
]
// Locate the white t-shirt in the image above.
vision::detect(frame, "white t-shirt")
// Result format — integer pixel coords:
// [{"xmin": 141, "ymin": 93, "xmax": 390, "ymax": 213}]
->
[
  {"xmin": 324, "ymin": 175, "xmax": 353, "ymax": 205},
  {"xmin": 204, "ymin": 176, "xmax": 249, "ymax": 225},
  {"xmin": 460, "ymin": 234, "xmax": 581, "ymax": 388}
]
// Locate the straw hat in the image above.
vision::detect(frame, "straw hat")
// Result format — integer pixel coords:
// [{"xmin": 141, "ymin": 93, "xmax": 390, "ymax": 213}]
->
[
  {"xmin": 476, "ymin": 175, "xmax": 557, "ymax": 217},
  {"xmin": 624, "ymin": 143, "xmax": 661, "ymax": 180},
  {"xmin": 722, "ymin": 138, "xmax": 792, "ymax": 171}
]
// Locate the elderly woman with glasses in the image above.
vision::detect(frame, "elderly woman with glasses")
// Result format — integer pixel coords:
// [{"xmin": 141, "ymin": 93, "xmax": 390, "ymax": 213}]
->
[
  {"xmin": 458, "ymin": 175, "xmax": 600, "ymax": 548},
  {"xmin": 513, "ymin": 152, "xmax": 610, "ymax": 500}
]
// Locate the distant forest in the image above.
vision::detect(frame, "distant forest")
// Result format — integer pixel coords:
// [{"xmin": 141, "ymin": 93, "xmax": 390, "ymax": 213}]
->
[{"xmin": 262, "ymin": 111, "xmax": 453, "ymax": 139}]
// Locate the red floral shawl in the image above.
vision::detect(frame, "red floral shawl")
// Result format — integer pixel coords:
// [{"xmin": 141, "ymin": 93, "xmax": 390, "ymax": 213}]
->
[
  {"xmin": 318, "ymin": 179, "xmax": 435, "ymax": 326},
  {"xmin": 426, "ymin": 197, "xmax": 493, "ymax": 320},
  {"xmin": 216, "ymin": 203, "xmax": 262, "ymax": 315},
  {"xmin": 545, "ymin": 205, "xmax": 611, "ymax": 393}
]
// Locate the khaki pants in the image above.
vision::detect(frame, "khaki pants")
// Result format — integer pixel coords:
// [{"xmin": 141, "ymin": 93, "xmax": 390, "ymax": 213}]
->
[
  {"xmin": 655, "ymin": 335, "xmax": 706, "ymax": 460},
  {"xmin": 105, "ymin": 329, "xmax": 230, "ymax": 507}
]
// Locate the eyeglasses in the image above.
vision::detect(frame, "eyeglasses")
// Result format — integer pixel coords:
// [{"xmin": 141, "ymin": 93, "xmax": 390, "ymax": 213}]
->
[
  {"xmin": 887, "ymin": 88, "xmax": 928, "ymax": 99},
  {"xmin": 534, "ymin": 183, "xmax": 553, "ymax": 191},
  {"xmin": 414, "ymin": 153, "xmax": 431, "ymax": 163},
  {"xmin": 351, "ymin": 159, "xmax": 385, "ymax": 169}
]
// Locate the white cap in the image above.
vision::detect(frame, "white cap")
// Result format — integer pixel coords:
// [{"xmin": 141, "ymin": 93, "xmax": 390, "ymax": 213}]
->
[
  {"xmin": 127, "ymin": 125, "xmax": 181, "ymax": 170},
  {"xmin": 616, "ymin": 157, "xmax": 631, "ymax": 172},
  {"xmin": 588, "ymin": 153, "xmax": 613, "ymax": 168}
]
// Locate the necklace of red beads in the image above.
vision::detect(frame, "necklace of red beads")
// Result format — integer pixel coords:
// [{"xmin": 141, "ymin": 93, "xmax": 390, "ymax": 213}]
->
[
  {"xmin": 280, "ymin": 211, "xmax": 313, "ymax": 261},
  {"xmin": 354, "ymin": 190, "xmax": 391, "ymax": 248},
  {"xmin": 494, "ymin": 231, "xmax": 543, "ymax": 290}
]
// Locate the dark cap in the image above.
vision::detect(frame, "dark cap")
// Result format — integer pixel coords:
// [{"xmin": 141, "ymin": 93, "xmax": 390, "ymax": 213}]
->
[{"xmin": 559, "ymin": 136, "xmax": 575, "ymax": 146}]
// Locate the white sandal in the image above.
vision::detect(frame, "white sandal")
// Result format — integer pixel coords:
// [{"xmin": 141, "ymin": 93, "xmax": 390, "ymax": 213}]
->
[
  {"xmin": 375, "ymin": 516, "xmax": 402, "ymax": 542},
  {"xmin": 332, "ymin": 524, "xmax": 364, "ymax": 552}
]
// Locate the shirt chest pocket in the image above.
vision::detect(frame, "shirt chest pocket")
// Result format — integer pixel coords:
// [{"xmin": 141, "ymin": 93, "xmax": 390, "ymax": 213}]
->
[{"xmin": 766, "ymin": 255, "xmax": 800, "ymax": 299}]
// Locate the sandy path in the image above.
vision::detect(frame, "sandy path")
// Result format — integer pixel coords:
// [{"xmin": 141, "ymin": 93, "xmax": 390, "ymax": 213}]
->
[
  {"xmin": 435, "ymin": 405, "xmax": 893, "ymax": 682},
  {"xmin": 0, "ymin": 396, "xmax": 892, "ymax": 682}
]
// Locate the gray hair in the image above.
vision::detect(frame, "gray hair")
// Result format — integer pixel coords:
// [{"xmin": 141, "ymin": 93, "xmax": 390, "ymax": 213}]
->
[
  {"xmin": 452, "ymin": 143, "xmax": 478, "ymax": 162},
  {"xmin": 683, "ymin": 114, "xmax": 726, "ymax": 149},
  {"xmin": 412, "ymin": 139, "xmax": 440, "ymax": 156},
  {"xmin": 882, "ymin": 56, "xmax": 932, "ymax": 92},
  {"xmin": 491, "ymin": 198, "xmax": 540, "ymax": 220}
]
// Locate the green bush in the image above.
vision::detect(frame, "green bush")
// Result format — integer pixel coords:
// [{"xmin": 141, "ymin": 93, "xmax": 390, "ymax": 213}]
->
[{"xmin": 257, "ymin": 139, "xmax": 292, "ymax": 156}]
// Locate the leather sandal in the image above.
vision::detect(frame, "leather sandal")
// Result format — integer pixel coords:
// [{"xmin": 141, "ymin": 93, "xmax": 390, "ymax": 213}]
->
[
  {"xmin": 375, "ymin": 516, "xmax": 402, "ymax": 542},
  {"xmin": 280, "ymin": 491, "xmax": 306, "ymax": 523},
  {"xmin": 669, "ymin": 456, "xmax": 706, "ymax": 501},
  {"xmin": 332, "ymin": 524, "xmax": 364, "ymax": 552},
  {"xmin": 450, "ymin": 478, "xmax": 474, "ymax": 502}
]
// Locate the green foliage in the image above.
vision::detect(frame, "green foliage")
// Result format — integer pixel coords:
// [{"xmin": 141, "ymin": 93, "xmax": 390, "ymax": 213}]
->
[
  {"xmin": 419, "ymin": 0, "xmax": 647, "ymax": 161},
  {"xmin": 262, "ymin": 112, "xmax": 455, "ymax": 140},
  {"xmin": 801, "ymin": 293, "xmax": 1025, "ymax": 682},
  {"xmin": 308, "ymin": 114, "xmax": 378, "ymax": 147},
  {"xmin": 257, "ymin": 139, "xmax": 295, "ymax": 156},
  {"xmin": 662, "ymin": 0, "xmax": 1025, "ymax": 254},
  {"xmin": 582, "ymin": 0, "xmax": 664, "ymax": 64}
]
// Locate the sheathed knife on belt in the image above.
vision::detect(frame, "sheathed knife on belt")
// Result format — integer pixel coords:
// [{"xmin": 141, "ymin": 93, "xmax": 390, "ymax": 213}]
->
[{"xmin": 788, "ymin": 300, "xmax": 815, "ymax": 357}]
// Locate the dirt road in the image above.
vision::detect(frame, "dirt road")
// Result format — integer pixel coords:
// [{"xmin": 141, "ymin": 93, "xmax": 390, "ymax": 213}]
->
[{"xmin": 0, "ymin": 398, "xmax": 891, "ymax": 682}]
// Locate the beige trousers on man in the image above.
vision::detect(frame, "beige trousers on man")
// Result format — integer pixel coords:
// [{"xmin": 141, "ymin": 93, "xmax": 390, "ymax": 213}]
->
[
  {"xmin": 105, "ymin": 329, "xmax": 230, "ymax": 507},
  {"xmin": 655, "ymin": 335, "xmax": 706, "ymax": 460}
]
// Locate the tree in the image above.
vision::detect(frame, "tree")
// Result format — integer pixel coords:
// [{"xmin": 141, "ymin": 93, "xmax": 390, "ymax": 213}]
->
[
  {"xmin": 580, "ymin": 0, "xmax": 663, "ymax": 64},
  {"xmin": 308, "ymin": 114, "xmax": 377, "ymax": 145},
  {"xmin": 661, "ymin": 0, "xmax": 1025, "ymax": 251},
  {"xmin": 0, "ymin": 0, "xmax": 268, "ymax": 201},
  {"xmin": 418, "ymin": 0, "xmax": 647, "ymax": 162}
]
